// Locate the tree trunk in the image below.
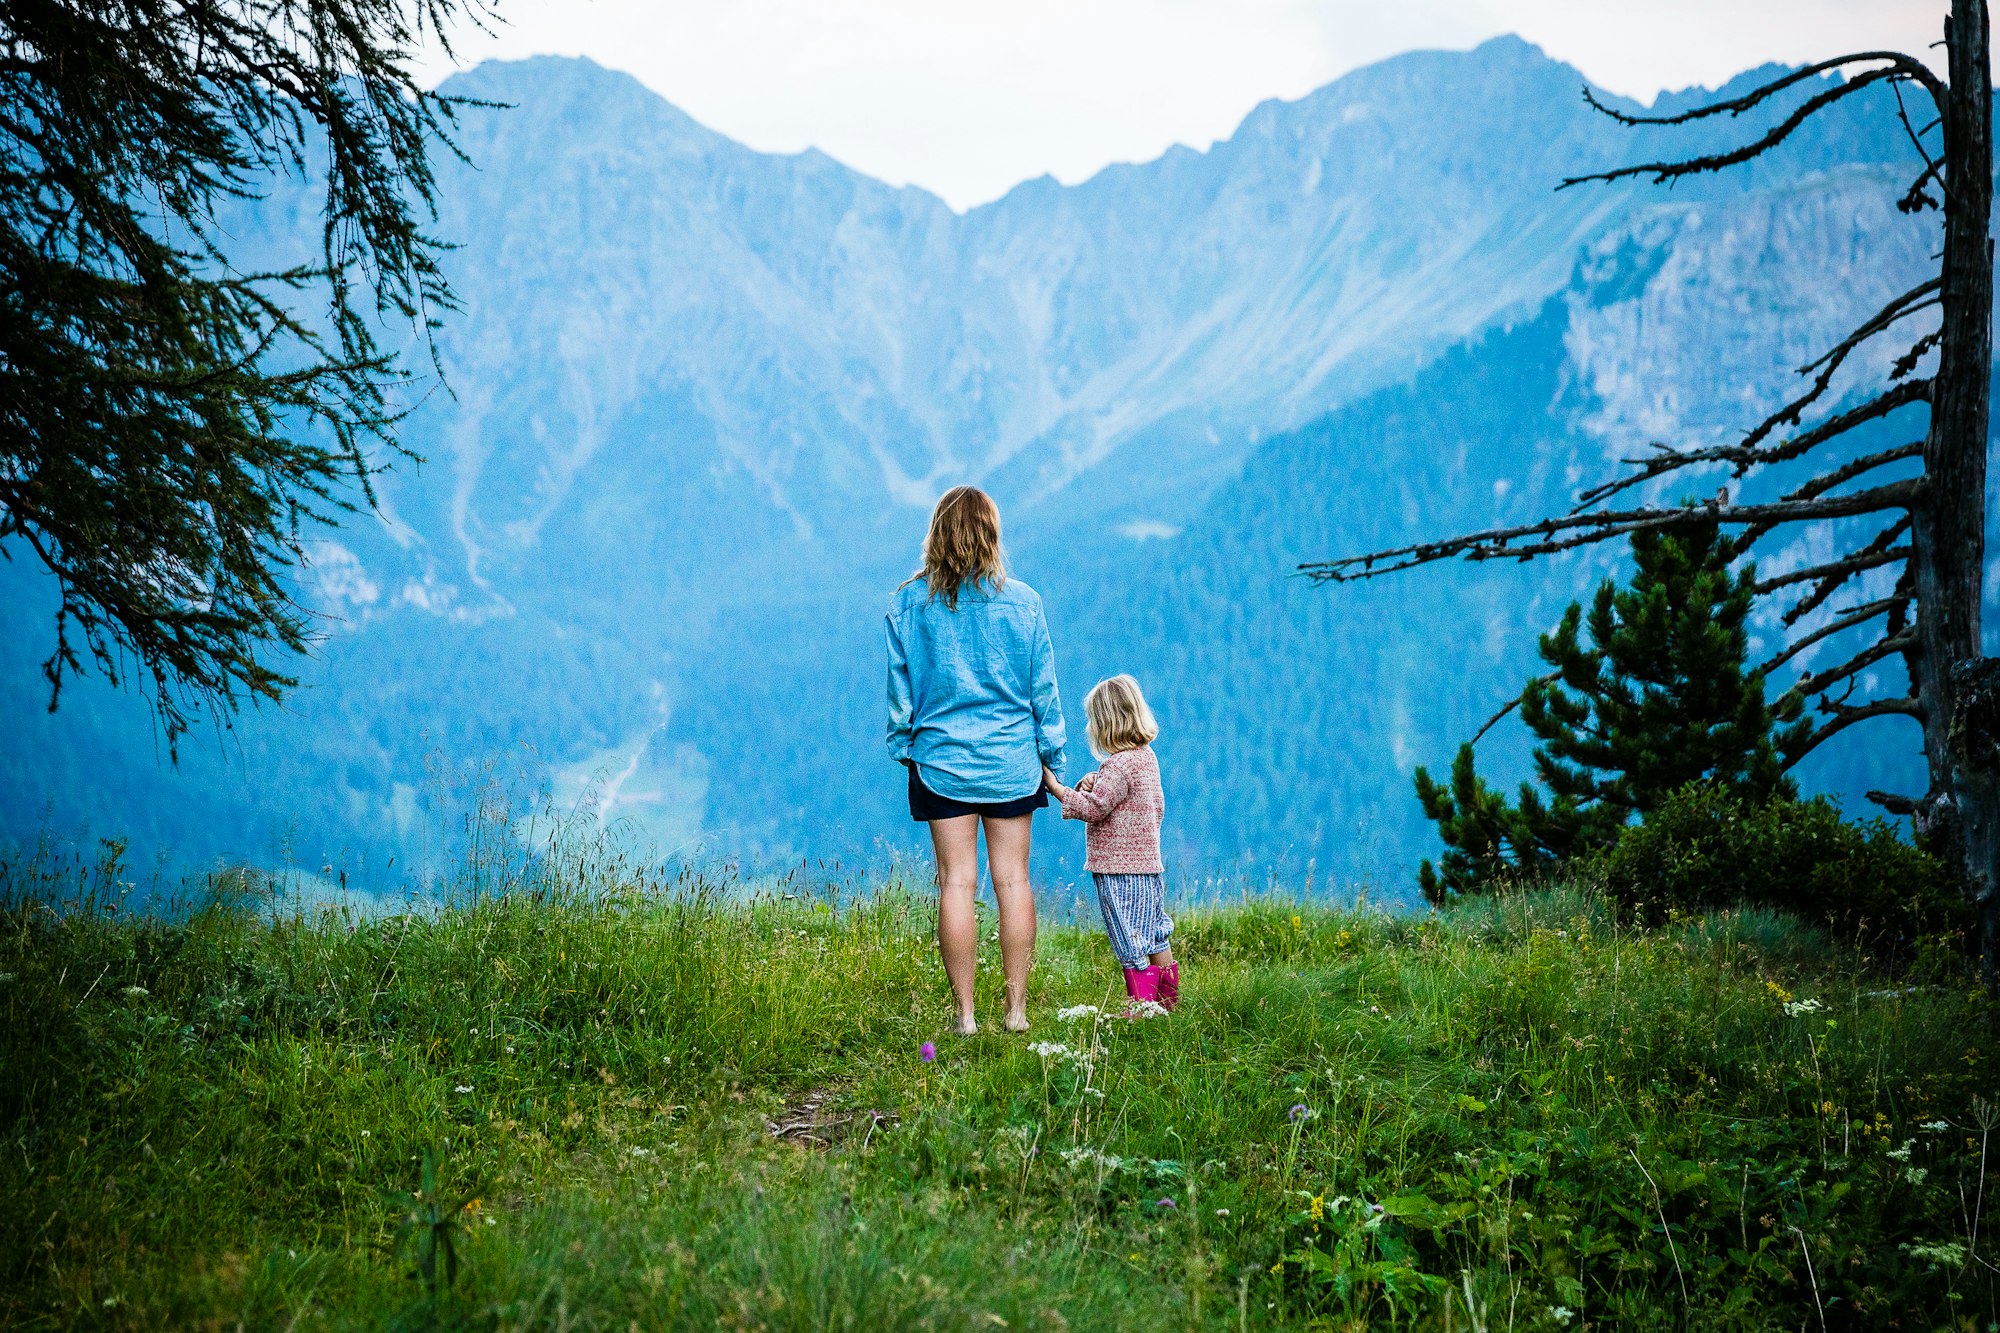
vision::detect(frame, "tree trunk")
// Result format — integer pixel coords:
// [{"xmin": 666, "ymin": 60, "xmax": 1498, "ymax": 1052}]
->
[{"xmin": 1913, "ymin": 0, "xmax": 1998, "ymax": 974}]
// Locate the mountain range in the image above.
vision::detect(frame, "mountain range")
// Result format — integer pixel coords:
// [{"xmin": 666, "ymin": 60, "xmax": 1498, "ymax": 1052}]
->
[{"xmin": 0, "ymin": 36, "xmax": 1964, "ymax": 900}]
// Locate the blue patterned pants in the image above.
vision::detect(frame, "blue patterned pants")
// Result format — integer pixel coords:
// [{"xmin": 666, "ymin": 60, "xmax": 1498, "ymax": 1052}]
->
[{"xmin": 1091, "ymin": 872, "xmax": 1174, "ymax": 968}]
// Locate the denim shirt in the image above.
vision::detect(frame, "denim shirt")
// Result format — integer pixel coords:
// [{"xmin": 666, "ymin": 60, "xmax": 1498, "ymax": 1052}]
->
[{"xmin": 885, "ymin": 576, "xmax": 1068, "ymax": 802}]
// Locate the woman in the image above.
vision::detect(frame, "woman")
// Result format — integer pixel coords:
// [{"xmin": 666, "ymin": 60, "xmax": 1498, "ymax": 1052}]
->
[{"xmin": 886, "ymin": 486, "xmax": 1066, "ymax": 1034}]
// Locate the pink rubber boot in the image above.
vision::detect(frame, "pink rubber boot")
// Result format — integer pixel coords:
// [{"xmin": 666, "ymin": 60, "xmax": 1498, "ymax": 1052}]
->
[
  {"xmin": 1123, "ymin": 966, "xmax": 1161, "ymax": 1004},
  {"xmin": 1157, "ymin": 963, "xmax": 1180, "ymax": 1011}
]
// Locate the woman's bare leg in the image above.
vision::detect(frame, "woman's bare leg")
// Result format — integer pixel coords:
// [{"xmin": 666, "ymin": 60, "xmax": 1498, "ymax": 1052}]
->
[
  {"xmin": 1149, "ymin": 945, "xmax": 1175, "ymax": 967},
  {"xmin": 929, "ymin": 815, "xmax": 983, "ymax": 1034},
  {"xmin": 982, "ymin": 813, "xmax": 1037, "ymax": 1031}
]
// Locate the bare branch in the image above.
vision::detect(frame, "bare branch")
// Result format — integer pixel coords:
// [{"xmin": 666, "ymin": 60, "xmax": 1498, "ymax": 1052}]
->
[
  {"xmin": 1723, "ymin": 441, "xmax": 1925, "ymax": 555},
  {"xmin": 1866, "ymin": 789, "xmax": 1922, "ymax": 816},
  {"xmin": 1787, "ymin": 695, "xmax": 1924, "ymax": 764},
  {"xmin": 1788, "ymin": 441, "xmax": 1925, "ymax": 501},
  {"xmin": 1891, "ymin": 328, "xmax": 1943, "ymax": 379},
  {"xmin": 1304, "ymin": 480, "xmax": 1921, "ymax": 583},
  {"xmin": 1574, "ymin": 379, "xmax": 1930, "ymax": 512},
  {"xmin": 1752, "ymin": 536, "xmax": 1912, "ymax": 599},
  {"xmin": 1891, "ymin": 78, "xmax": 1947, "ymax": 211},
  {"xmin": 1561, "ymin": 69, "xmax": 1913, "ymax": 191},
  {"xmin": 1574, "ymin": 54, "xmax": 1944, "ymax": 128},
  {"xmin": 1796, "ymin": 630, "xmax": 1917, "ymax": 697},
  {"xmin": 1804, "ymin": 283, "xmax": 1941, "ymax": 379},
  {"xmin": 1756, "ymin": 596, "xmax": 1911, "ymax": 675},
  {"xmin": 1469, "ymin": 671, "xmax": 1562, "ymax": 746},
  {"xmin": 1763, "ymin": 519, "xmax": 1914, "ymax": 626}
]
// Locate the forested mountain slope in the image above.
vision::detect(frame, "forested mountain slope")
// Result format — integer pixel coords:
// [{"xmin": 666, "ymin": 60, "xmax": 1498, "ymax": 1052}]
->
[{"xmin": 0, "ymin": 39, "xmax": 1958, "ymax": 893}]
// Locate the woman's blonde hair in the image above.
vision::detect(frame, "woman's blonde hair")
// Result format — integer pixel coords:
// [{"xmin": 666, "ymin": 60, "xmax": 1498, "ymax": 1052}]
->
[
  {"xmin": 1084, "ymin": 674, "xmax": 1159, "ymax": 758},
  {"xmin": 910, "ymin": 485, "xmax": 1006, "ymax": 609}
]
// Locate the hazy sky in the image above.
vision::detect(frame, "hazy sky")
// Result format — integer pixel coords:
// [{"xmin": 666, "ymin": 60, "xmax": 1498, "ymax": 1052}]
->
[{"xmin": 419, "ymin": 1, "xmax": 1950, "ymax": 210}]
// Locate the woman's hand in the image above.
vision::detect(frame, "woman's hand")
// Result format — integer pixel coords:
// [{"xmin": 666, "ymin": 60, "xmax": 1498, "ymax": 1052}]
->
[{"xmin": 1042, "ymin": 766, "xmax": 1068, "ymax": 798}]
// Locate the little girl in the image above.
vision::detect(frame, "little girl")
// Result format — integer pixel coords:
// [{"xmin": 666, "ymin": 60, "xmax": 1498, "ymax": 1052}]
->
[{"xmin": 1042, "ymin": 674, "xmax": 1178, "ymax": 1009}]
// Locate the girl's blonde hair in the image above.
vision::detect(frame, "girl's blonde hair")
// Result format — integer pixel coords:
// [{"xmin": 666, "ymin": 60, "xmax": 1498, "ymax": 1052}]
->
[
  {"xmin": 909, "ymin": 485, "xmax": 1006, "ymax": 609},
  {"xmin": 1084, "ymin": 674, "xmax": 1159, "ymax": 758}
]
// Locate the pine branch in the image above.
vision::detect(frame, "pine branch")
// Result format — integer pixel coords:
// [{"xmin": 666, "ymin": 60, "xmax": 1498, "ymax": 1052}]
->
[{"xmin": 0, "ymin": 0, "xmax": 495, "ymax": 747}]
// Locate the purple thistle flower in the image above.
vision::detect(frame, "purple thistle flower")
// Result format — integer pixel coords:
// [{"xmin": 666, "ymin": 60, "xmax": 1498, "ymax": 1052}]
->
[
  {"xmin": 1289, "ymin": 1103, "xmax": 1310, "ymax": 1123},
  {"xmin": 919, "ymin": 1041, "xmax": 937, "ymax": 1063},
  {"xmin": 1157, "ymin": 1197, "xmax": 1176, "ymax": 1209}
]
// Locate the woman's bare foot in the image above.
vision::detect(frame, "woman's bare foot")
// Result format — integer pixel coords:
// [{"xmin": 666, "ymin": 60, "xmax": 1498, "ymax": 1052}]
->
[
  {"xmin": 1002, "ymin": 1011, "xmax": 1030, "ymax": 1033},
  {"xmin": 954, "ymin": 1015, "xmax": 979, "ymax": 1036}
]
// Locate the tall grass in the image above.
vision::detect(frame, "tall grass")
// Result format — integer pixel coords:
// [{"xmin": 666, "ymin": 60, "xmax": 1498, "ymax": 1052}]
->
[{"xmin": 1, "ymin": 837, "xmax": 1994, "ymax": 1329}]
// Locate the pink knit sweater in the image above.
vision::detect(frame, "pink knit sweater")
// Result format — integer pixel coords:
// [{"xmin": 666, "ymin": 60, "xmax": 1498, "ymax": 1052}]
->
[{"xmin": 1059, "ymin": 744, "xmax": 1165, "ymax": 874}]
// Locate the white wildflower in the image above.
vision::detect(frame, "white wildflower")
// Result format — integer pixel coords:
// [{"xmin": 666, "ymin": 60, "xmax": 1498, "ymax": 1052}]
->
[
  {"xmin": 1888, "ymin": 1139, "xmax": 1916, "ymax": 1162},
  {"xmin": 1922, "ymin": 1119, "xmax": 1951, "ymax": 1131},
  {"xmin": 1783, "ymin": 998, "xmax": 1825, "ymax": 1017},
  {"xmin": 1906, "ymin": 1166, "xmax": 1929, "ymax": 1185},
  {"xmin": 1029, "ymin": 1041, "xmax": 1072, "ymax": 1060},
  {"xmin": 630, "ymin": 1147, "xmax": 652, "ymax": 1158},
  {"xmin": 455, "ymin": 1084, "xmax": 474, "ymax": 1094},
  {"xmin": 1125, "ymin": 1000, "xmax": 1170, "ymax": 1020},
  {"xmin": 1060, "ymin": 1147, "xmax": 1126, "ymax": 1172},
  {"xmin": 1550, "ymin": 1308, "xmax": 1574, "ymax": 1327},
  {"xmin": 1902, "ymin": 1239, "xmax": 1968, "ymax": 1266},
  {"xmin": 360, "ymin": 1130, "xmax": 371, "ymax": 1138},
  {"xmin": 123, "ymin": 985, "xmax": 148, "ymax": 998},
  {"xmin": 1215, "ymin": 1208, "xmax": 1231, "ymax": 1217},
  {"xmin": 1056, "ymin": 1005, "xmax": 1101, "ymax": 1023}
]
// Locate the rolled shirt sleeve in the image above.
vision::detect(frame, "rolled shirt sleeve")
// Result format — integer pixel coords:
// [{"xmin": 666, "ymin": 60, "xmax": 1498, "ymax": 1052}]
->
[
  {"xmin": 885, "ymin": 611, "xmax": 914, "ymax": 762},
  {"xmin": 1031, "ymin": 602, "xmax": 1067, "ymax": 778}
]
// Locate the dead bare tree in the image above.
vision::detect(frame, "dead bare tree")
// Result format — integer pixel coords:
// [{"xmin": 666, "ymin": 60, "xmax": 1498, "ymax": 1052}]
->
[{"xmin": 1303, "ymin": 3, "xmax": 2000, "ymax": 971}]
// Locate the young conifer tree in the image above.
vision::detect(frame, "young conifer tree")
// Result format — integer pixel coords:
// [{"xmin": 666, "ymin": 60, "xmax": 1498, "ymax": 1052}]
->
[{"xmin": 1415, "ymin": 520, "xmax": 1808, "ymax": 902}]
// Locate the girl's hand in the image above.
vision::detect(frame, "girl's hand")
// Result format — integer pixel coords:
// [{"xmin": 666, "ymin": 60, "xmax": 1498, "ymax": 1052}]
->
[{"xmin": 1075, "ymin": 772, "xmax": 1097, "ymax": 793}]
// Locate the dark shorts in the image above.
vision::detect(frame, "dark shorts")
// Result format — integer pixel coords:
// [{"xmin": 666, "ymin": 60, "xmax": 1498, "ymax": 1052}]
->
[{"xmin": 906, "ymin": 763, "xmax": 1048, "ymax": 822}]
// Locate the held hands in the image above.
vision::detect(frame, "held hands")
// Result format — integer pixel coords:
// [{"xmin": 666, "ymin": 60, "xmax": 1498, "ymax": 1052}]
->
[{"xmin": 1043, "ymin": 767, "xmax": 1096, "ymax": 799}]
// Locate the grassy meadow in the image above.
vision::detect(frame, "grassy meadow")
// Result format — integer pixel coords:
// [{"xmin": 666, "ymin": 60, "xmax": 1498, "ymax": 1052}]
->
[{"xmin": 2, "ymin": 846, "xmax": 1997, "ymax": 1331}]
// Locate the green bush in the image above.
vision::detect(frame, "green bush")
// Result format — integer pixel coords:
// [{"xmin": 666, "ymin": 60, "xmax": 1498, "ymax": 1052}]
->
[{"xmin": 1593, "ymin": 782, "xmax": 1969, "ymax": 947}]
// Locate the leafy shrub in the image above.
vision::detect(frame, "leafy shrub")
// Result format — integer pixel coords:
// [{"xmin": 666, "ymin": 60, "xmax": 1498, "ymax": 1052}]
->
[{"xmin": 1593, "ymin": 782, "xmax": 1969, "ymax": 947}]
